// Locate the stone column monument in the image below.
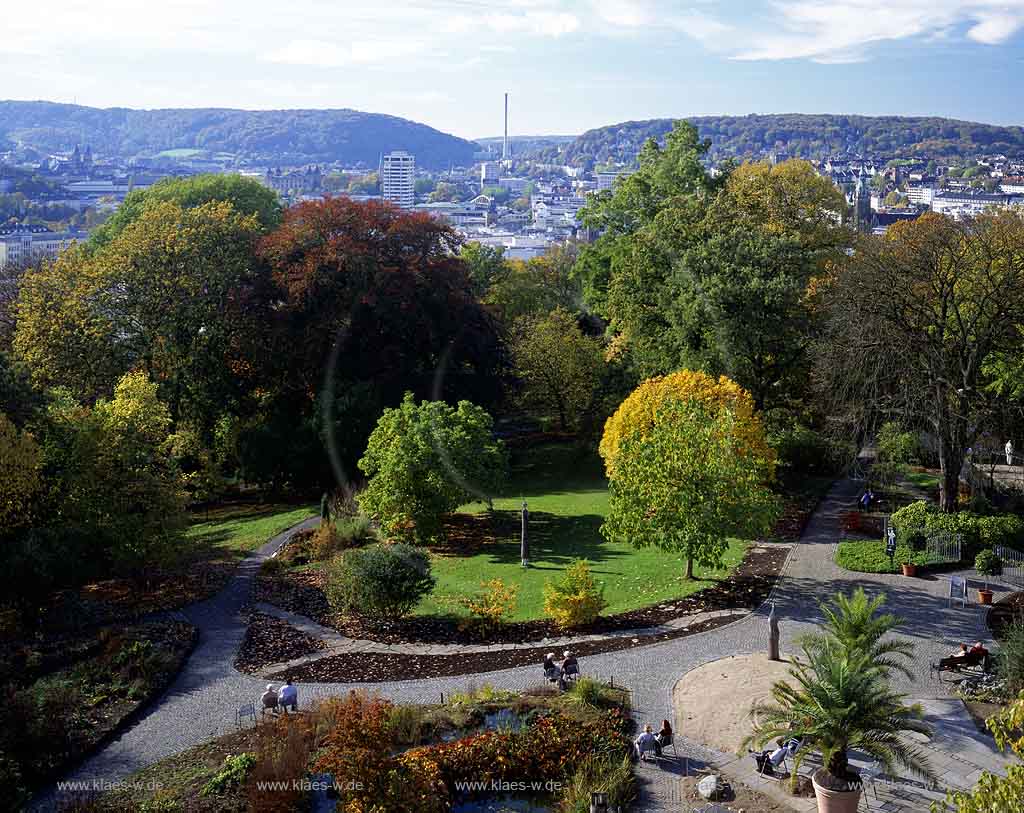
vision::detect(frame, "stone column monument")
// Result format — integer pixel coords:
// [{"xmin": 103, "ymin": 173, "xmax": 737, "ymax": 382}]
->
[{"xmin": 768, "ymin": 601, "xmax": 780, "ymax": 661}]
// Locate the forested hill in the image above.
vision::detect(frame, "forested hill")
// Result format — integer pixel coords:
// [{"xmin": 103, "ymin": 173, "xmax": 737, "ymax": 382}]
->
[
  {"xmin": 0, "ymin": 101, "xmax": 479, "ymax": 169},
  {"xmin": 544, "ymin": 114, "xmax": 1024, "ymax": 167}
]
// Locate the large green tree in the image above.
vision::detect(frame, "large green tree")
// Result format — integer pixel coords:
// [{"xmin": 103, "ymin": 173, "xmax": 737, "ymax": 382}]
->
[
  {"xmin": 511, "ymin": 307, "xmax": 605, "ymax": 433},
  {"xmin": 87, "ymin": 173, "xmax": 281, "ymax": 250},
  {"xmin": 358, "ymin": 394, "xmax": 508, "ymax": 543},
  {"xmin": 576, "ymin": 128, "xmax": 847, "ymax": 410}
]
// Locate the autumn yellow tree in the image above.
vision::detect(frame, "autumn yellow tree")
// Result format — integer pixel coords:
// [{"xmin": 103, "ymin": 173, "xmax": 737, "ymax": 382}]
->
[
  {"xmin": 600, "ymin": 370, "xmax": 777, "ymax": 579},
  {"xmin": 600, "ymin": 369, "xmax": 774, "ymax": 478},
  {"xmin": 14, "ymin": 200, "xmax": 263, "ymax": 433}
]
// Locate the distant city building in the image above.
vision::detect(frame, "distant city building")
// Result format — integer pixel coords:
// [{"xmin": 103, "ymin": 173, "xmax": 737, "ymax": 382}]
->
[
  {"xmin": 498, "ymin": 177, "xmax": 529, "ymax": 194},
  {"xmin": 932, "ymin": 190, "xmax": 1023, "ymax": 219},
  {"xmin": 596, "ymin": 170, "xmax": 633, "ymax": 192},
  {"xmin": 263, "ymin": 165, "xmax": 323, "ymax": 196},
  {"xmin": 0, "ymin": 223, "xmax": 85, "ymax": 270},
  {"xmin": 480, "ymin": 161, "xmax": 500, "ymax": 186},
  {"xmin": 381, "ymin": 151, "xmax": 415, "ymax": 208}
]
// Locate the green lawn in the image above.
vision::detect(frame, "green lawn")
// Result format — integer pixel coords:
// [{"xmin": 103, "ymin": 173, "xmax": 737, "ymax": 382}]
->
[
  {"xmin": 186, "ymin": 503, "xmax": 316, "ymax": 556},
  {"xmin": 415, "ymin": 443, "xmax": 749, "ymax": 621}
]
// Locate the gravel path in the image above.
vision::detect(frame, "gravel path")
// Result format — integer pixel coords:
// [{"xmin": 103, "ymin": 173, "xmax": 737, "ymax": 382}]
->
[{"xmin": 42, "ymin": 478, "xmax": 1014, "ymax": 811}]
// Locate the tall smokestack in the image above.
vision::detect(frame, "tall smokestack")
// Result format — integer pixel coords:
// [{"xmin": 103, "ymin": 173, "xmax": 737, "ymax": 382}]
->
[{"xmin": 502, "ymin": 93, "xmax": 509, "ymax": 161}]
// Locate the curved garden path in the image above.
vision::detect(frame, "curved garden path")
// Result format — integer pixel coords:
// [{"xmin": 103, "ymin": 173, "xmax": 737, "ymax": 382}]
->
[{"xmin": 43, "ymin": 477, "xmax": 1013, "ymax": 811}]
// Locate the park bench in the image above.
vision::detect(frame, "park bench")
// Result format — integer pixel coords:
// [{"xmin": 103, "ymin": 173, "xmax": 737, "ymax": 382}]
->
[{"xmin": 929, "ymin": 649, "xmax": 991, "ymax": 680}]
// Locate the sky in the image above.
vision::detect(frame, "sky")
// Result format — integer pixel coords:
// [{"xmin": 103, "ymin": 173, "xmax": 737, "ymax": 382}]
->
[{"xmin": 2, "ymin": 0, "xmax": 1023, "ymax": 139}]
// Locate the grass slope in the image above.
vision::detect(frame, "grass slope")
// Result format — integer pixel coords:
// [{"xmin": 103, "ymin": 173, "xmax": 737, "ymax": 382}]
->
[
  {"xmin": 417, "ymin": 443, "xmax": 748, "ymax": 621},
  {"xmin": 186, "ymin": 503, "xmax": 316, "ymax": 556}
]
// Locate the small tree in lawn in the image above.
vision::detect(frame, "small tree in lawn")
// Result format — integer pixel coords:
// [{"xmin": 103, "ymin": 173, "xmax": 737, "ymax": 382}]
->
[
  {"xmin": 358, "ymin": 393, "xmax": 508, "ymax": 543},
  {"xmin": 600, "ymin": 376, "xmax": 778, "ymax": 580}
]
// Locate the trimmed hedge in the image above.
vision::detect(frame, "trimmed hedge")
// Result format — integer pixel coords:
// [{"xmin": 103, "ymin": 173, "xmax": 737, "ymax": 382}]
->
[
  {"xmin": 889, "ymin": 501, "xmax": 1024, "ymax": 560},
  {"xmin": 835, "ymin": 539, "xmax": 945, "ymax": 574}
]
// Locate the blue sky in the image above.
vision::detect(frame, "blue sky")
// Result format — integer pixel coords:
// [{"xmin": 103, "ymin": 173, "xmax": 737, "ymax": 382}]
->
[{"xmin": 2, "ymin": 1, "xmax": 1022, "ymax": 138}]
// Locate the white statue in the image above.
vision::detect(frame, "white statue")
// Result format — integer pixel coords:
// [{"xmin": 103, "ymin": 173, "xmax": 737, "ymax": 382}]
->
[{"xmin": 1007, "ymin": 439, "xmax": 1014, "ymax": 466}]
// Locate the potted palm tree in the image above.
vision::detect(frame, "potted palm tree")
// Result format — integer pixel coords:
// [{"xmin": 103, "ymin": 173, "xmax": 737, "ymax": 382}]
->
[
  {"xmin": 975, "ymin": 549, "xmax": 1001, "ymax": 605},
  {"xmin": 746, "ymin": 589, "xmax": 934, "ymax": 813}
]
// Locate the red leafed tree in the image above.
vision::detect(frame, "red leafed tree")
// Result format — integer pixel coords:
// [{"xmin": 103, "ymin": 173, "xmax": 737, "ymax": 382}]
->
[{"xmin": 252, "ymin": 198, "xmax": 507, "ymax": 485}]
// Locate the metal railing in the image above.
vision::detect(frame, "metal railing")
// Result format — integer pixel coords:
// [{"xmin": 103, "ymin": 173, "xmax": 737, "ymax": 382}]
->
[{"xmin": 995, "ymin": 544, "xmax": 1024, "ymax": 588}]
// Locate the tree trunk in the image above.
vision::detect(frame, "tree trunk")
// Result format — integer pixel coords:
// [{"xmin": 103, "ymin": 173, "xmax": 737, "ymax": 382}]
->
[
  {"xmin": 685, "ymin": 557, "xmax": 694, "ymax": 580},
  {"xmin": 937, "ymin": 437, "xmax": 965, "ymax": 513}
]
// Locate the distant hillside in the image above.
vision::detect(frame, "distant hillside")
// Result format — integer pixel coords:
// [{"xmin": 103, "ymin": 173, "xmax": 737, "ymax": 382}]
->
[
  {"xmin": 540, "ymin": 114, "xmax": 1024, "ymax": 167},
  {"xmin": 0, "ymin": 101, "xmax": 479, "ymax": 169}
]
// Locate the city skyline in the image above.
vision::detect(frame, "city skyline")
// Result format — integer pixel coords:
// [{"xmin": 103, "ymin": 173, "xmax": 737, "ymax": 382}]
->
[{"xmin": 2, "ymin": 1, "xmax": 1023, "ymax": 139}]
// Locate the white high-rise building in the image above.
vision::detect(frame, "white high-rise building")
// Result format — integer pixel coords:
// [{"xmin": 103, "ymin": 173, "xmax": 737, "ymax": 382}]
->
[{"xmin": 382, "ymin": 151, "xmax": 415, "ymax": 208}]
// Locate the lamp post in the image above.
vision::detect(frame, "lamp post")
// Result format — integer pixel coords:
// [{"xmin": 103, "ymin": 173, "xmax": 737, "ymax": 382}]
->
[
  {"xmin": 520, "ymin": 500, "xmax": 529, "ymax": 567},
  {"xmin": 768, "ymin": 600, "xmax": 780, "ymax": 661}
]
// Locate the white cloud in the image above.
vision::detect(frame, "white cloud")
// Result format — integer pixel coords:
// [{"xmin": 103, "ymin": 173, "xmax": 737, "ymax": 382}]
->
[{"xmin": 729, "ymin": 0, "xmax": 1024, "ymax": 62}]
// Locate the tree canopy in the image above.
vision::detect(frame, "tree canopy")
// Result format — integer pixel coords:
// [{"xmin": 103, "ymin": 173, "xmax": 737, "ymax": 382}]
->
[
  {"xmin": 357, "ymin": 394, "xmax": 508, "ymax": 543},
  {"xmin": 815, "ymin": 210, "xmax": 1024, "ymax": 511},
  {"xmin": 601, "ymin": 380, "xmax": 777, "ymax": 579}
]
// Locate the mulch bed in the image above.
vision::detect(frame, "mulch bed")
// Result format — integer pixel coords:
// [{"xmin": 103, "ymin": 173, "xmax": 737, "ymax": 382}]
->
[
  {"xmin": 235, "ymin": 612, "xmax": 328, "ymax": 673},
  {"xmin": 987, "ymin": 591, "xmax": 1024, "ymax": 640},
  {"xmin": 256, "ymin": 544, "xmax": 787, "ymax": 647},
  {"xmin": 268, "ymin": 613, "xmax": 744, "ymax": 683}
]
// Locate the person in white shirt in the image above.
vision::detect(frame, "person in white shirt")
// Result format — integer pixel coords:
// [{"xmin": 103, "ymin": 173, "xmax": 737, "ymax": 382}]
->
[
  {"xmin": 1007, "ymin": 440, "xmax": 1014, "ymax": 466},
  {"xmin": 635, "ymin": 724, "xmax": 660, "ymax": 758},
  {"xmin": 279, "ymin": 678, "xmax": 298, "ymax": 713}
]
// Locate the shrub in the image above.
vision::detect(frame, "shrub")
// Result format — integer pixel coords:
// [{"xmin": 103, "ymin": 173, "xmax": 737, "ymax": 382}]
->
[
  {"xmin": 997, "ymin": 622, "xmax": 1024, "ymax": 697},
  {"xmin": 259, "ymin": 557, "xmax": 284, "ymax": 577},
  {"xmin": 325, "ymin": 543, "xmax": 435, "ymax": 619},
  {"xmin": 399, "ymin": 709, "xmax": 631, "ymax": 800},
  {"xmin": 975, "ymin": 549, "xmax": 1002, "ymax": 580},
  {"xmin": 312, "ymin": 693, "xmax": 446, "ymax": 813},
  {"xmin": 891, "ymin": 501, "xmax": 1024, "ymax": 561},
  {"xmin": 543, "ymin": 560, "xmax": 608, "ymax": 629},
  {"xmin": 201, "ymin": 752, "xmax": 256, "ymax": 796},
  {"xmin": 768, "ymin": 422, "xmax": 852, "ymax": 477},
  {"xmin": 247, "ymin": 715, "xmax": 314, "ymax": 813},
  {"xmin": 456, "ymin": 579, "xmax": 518, "ymax": 635},
  {"xmin": 558, "ymin": 753, "xmax": 635, "ymax": 813},
  {"xmin": 311, "ymin": 516, "xmax": 374, "ymax": 560},
  {"xmin": 564, "ymin": 678, "xmax": 629, "ymax": 711}
]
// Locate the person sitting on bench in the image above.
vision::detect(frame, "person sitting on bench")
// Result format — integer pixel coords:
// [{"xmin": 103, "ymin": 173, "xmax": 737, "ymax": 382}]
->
[
  {"xmin": 936, "ymin": 643, "xmax": 989, "ymax": 672},
  {"xmin": 752, "ymin": 737, "xmax": 800, "ymax": 776},
  {"xmin": 543, "ymin": 652, "xmax": 561, "ymax": 683},
  {"xmin": 279, "ymin": 678, "xmax": 298, "ymax": 713},
  {"xmin": 635, "ymin": 724, "xmax": 660, "ymax": 758},
  {"xmin": 260, "ymin": 683, "xmax": 279, "ymax": 716}
]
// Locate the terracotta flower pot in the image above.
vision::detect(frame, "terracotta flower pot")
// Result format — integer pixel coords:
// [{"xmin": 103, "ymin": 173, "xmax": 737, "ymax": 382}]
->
[
  {"xmin": 812, "ymin": 771, "xmax": 863, "ymax": 813},
  {"xmin": 979, "ymin": 589, "xmax": 994, "ymax": 605},
  {"xmin": 901, "ymin": 563, "xmax": 917, "ymax": 577}
]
